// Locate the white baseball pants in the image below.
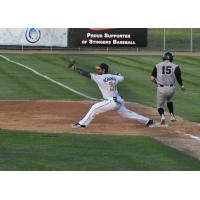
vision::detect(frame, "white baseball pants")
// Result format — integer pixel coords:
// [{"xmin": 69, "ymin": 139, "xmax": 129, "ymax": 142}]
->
[{"xmin": 78, "ymin": 98, "xmax": 150, "ymax": 126}]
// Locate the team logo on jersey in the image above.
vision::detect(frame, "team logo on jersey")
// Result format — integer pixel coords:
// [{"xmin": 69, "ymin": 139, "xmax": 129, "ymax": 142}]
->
[
  {"xmin": 103, "ymin": 77, "xmax": 116, "ymax": 82},
  {"xmin": 25, "ymin": 28, "xmax": 41, "ymax": 43}
]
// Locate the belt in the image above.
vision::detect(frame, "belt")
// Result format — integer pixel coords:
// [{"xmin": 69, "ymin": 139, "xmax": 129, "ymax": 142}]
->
[
  {"xmin": 113, "ymin": 97, "xmax": 118, "ymax": 102},
  {"xmin": 113, "ymin": 97, "xmax": 122, "ymax": 104},
  {"xmin": 159, "ymin": 84, "xmax": 173, "ymax": 87}
]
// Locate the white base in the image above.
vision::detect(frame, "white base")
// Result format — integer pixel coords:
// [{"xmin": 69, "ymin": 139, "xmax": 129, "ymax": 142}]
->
[{"xmin": 149, "ymin": 122, "xmax": 169, "ymax": 128}]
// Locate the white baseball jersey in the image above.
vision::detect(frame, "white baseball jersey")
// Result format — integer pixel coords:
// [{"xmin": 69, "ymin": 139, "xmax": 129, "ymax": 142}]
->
[{"xmin": 90, "ymin": 73, "xmax": 124, "ymax": 99}]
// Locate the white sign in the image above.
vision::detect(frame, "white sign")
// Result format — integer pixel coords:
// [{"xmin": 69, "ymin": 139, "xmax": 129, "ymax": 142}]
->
[{"xmin": 0, "ymin": 28, "xmax": 68, "ymax": 47}]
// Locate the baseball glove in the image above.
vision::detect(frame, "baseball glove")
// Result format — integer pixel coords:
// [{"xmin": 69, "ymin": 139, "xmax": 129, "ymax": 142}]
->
[{"xmin": 68, "ymin": 58, "xmax": 76, "ymax": 69}]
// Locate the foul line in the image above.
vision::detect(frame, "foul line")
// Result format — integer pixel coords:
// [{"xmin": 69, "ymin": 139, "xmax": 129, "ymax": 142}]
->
[
  {"xmin": 184, "ymin": 134, "xmax": 200, "ymax": 141},
  {"xmin": 0, "ymin": 54, "xmax": 97, "ymax": 101},
  {"xmin": 175, "ymin": 130, "xmax": 200, "ymax": 142}
]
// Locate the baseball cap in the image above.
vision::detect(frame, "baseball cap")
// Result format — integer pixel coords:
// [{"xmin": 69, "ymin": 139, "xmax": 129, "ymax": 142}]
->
[{"xmin": 97, "ymin": 63, "xmax": 109, "ymax": 73}]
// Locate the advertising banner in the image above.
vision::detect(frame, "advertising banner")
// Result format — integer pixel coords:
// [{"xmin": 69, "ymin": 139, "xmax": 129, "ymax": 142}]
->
[
  {"xmin": 0, "ymin": 28, "xmax": 68, "ymax": 47},
  {"xmin": 68, "ymin": 28, "xmax": 147, "ymax": 47}
]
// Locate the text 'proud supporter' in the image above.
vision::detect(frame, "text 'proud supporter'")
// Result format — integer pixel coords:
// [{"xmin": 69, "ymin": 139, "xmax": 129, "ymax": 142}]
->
[{"xmin": 86, "ymin": 33, "xmax": 131, "ymax": 39}]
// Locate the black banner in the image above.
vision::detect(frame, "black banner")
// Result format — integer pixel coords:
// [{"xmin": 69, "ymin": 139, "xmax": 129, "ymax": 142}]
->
[{"xmin": 68, "ymin": 28, "xmax": 147, "ymax": 47}]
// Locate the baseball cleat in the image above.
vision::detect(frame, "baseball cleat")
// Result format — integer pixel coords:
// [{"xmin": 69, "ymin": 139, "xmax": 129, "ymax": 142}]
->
[
  {"xmin": 147, "ymin": 120, "xmax": 168, "ymax": 128},
  {"xmin": 72, "ymin": 123, "xmax": 86, "ymax": 128},
  {"xmin": 170, "ymin": 113, "xmax": 176, "ymax": 122},
  {"xmin": 146, "ymin": 119, "xmax": 154, "ymax": 127},
  {"xmin": 160, "ymin": 114, "xmax": 165, "ymax": 125}
]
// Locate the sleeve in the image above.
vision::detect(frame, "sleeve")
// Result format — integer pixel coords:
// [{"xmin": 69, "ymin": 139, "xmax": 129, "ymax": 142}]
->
[
  {"xmin": 175, "ymin": 66, "xmax": 183, "ymax": 86},
  {"xmin": 90, "ymin": 73, "xmax": 99, "ymax": 83},
  {"xmin": 116, "ymin": 75, "xmax": 124, "ymax": 83},
  {"xmin": 74, "ymin": 67, "xmax": 91, "ymax": 79},
  {"xmin": 151, "ymin": 66, "xmax": 157, "ymax": 77}
]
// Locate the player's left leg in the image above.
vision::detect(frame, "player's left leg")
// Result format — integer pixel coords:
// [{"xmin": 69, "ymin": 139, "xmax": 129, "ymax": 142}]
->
[
  {"xmin": 157, "ymin": 88, "xmax": 166, "ymax": 124},
  {"xmin": 117, "ymin": 103, "xmax": 152, "ymax": 125}
]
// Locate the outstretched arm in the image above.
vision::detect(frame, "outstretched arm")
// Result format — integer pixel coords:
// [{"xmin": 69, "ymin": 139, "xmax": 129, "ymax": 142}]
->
[
  {"xmin": 68, "ymin": 59, "xmax": 91, "ymax": 79},
  {"xmin": 73, "ymin": 66, "xmax": 91, "ymax": 79}
]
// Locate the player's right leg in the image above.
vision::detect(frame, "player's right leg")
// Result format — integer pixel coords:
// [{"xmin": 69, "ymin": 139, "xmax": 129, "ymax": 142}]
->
[
  {"xmin": 73, "ymin": 99, "xmax": 119, "ymax": 128},
  {"xmin": 157, "ymin": 88, "xmax": 166, "ymax": 125},
  {"xmin": 167, "ymin": 101, "xmax": 176, "ymax": 121}
]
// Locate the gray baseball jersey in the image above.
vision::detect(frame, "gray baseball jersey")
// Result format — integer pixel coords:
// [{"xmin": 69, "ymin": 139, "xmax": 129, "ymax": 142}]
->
[{"xmin": 155, "ymin": 60, "xmax": 177, "ymax": 86}]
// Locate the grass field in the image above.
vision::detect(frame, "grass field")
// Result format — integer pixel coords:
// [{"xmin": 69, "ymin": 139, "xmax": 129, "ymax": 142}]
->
[
  {"xmin": 0, "ymin": 53, "xmax": 199, "ymax": 170},
  {"xmin": 0, "ymin": 129, "xmax": 200, "ymax": 171}
]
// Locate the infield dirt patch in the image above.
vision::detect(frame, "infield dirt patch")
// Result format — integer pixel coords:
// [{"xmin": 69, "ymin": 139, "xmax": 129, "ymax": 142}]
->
[{"xmin": 0, "ymin": 100, "xmax": 199, "ymax": 159}]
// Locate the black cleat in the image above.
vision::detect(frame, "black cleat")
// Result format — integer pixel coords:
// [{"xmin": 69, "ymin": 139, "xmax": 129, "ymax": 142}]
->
[
  {"xmin": 72, "ymin": 123, "xmax": 86, "ymax": 128},
  {"xmin": 146, "ymin": 119, "xmax": 154, "ymax": 127}
]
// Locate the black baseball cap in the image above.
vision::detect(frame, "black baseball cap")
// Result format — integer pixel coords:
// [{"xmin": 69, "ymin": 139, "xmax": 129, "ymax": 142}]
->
[{"xmin": 97, "ymin": 63, "xmax": 109, "ymax": 73}]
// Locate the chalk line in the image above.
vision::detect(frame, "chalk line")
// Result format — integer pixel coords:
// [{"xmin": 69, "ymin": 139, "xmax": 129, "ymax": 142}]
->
[
  {"xmin": 175, "ymin": 130, "xmax": 200, "ymax": 141},
  {"xmin": 0, "ymin": 54, "xmax": 97, "ymax": 101}
]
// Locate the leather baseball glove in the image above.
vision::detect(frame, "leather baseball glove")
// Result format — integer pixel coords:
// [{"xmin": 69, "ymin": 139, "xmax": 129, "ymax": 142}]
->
[{"xmin": 68, "ymin": 58, "xmax": 76, "ymax": 69}]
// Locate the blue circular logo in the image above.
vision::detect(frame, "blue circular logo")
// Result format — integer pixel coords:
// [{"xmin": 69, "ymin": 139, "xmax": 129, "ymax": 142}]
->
[{"xmin": 25, "ymin": 28, "xmax": 41, "ymax": 43}]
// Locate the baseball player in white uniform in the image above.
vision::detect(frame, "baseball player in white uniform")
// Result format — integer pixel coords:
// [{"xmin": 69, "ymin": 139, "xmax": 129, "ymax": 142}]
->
[
  {"xmin": 68, "ymin": 60, "xmax": 154, "ymax": 128},
  {"xmin": 151, "ymin": 52, "xmax": 185, "ymax": 125}
]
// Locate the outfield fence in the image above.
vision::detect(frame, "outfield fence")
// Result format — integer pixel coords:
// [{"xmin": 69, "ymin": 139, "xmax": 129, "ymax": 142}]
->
[{"xmin": 0, "ymin": 28, "xmax": 200, "ymax": 53}]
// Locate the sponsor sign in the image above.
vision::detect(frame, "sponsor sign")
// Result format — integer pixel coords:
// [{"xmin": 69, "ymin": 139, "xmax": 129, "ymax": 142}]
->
[{"xmin": 68, "ymin": 28, "xmax": 147, "ymax": 47}]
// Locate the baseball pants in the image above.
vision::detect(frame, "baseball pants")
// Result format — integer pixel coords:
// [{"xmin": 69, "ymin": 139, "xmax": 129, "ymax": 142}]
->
[
  {"xmin": 157, "ymin": 86, "xmax": 175, "ymax": 108},
  {"xmin": 78, "ymin": 98, "xmax": 150, "ymax": 126}
]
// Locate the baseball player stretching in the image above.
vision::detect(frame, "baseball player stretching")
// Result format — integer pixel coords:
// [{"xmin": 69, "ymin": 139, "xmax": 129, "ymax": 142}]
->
[
  {"xmin": 68, "ymin": 61, "xmax": 154, "ymax": 128},
  {"xmin": 151, "ymin": 52, "xmax": 185, "ymax": 125}
]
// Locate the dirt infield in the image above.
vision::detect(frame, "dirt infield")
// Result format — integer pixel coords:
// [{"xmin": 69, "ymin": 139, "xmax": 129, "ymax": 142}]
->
[{"xmin": 0, "ymin": 100, "xmax": 200, "ymax": 159}]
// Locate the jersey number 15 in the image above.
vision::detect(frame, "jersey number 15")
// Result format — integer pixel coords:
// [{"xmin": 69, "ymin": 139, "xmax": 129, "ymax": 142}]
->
[{"xmin": 162, "ymin": 66, "xmax": 172, "ymax": 74}]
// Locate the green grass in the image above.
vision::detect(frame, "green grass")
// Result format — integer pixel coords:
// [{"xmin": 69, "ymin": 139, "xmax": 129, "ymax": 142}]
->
[
  {"xmin": 0, "ymin": 129, "xmax": 199, "ymax": 171},
  {"xmin": 1, "ymin": 54, "xmax": 199, "ymax": 122},
  {"xmin": 0, "ymin": 56, "xmax": 85, "ymax": 100}
]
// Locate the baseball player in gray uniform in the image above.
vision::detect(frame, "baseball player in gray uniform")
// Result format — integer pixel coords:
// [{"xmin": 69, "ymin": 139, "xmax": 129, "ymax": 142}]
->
[
  {"xmin": 68, "ymin": 60, "xmax": 154, "ymax": 128},
  {"xmin": 150, "ymin": 52, "xmax": 185, "ymax": 125}
]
